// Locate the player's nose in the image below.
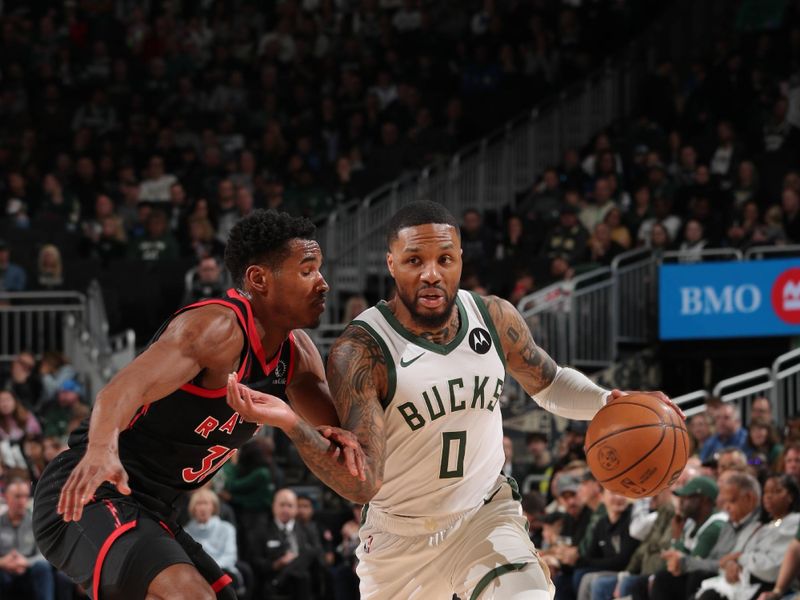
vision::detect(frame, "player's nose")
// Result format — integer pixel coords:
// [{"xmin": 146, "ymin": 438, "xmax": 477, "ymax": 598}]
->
[{"xmin": 420, "ymin": 261, "xmax": 441, "ymax": 283}]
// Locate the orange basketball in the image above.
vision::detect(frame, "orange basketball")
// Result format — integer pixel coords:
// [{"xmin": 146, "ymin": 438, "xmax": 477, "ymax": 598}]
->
[{"xmin": 585, "ymin": 394, "xmax": 689, "ymax": 498}]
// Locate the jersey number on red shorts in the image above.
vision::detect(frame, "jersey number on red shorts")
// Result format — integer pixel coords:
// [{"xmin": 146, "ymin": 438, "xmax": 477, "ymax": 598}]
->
[{"xmin": 182, "ymin": 445, "xmax": 236, "ymax": 483}]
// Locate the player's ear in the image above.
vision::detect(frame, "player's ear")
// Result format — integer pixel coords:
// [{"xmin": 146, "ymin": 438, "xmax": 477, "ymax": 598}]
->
[
  {"xmin": 386, "ymin": 252, "xmax": 395, "ymax": 278},
  {"xmin": 244, "ymin": 264, "xmax": 270, "ymax": 294}
]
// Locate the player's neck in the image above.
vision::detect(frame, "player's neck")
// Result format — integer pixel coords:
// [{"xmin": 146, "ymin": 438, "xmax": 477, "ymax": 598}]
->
[{"xmin": 388, "ymin": 298, "xmax": 461, "ymax": 346}]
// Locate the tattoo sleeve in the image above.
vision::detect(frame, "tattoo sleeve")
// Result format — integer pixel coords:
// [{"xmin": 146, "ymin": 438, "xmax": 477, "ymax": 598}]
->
[
  {"xmin": 284, "ymin": 325, "xmax": 386, "ymax": 503},
  {"xmin": 483, "ymin": 295, "xmax": 558, "ymax": 396}
]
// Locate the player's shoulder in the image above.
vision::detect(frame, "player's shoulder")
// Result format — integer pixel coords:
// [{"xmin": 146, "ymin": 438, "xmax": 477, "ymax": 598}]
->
[
  {"xmin": 167, "ymin": 302, "xmax": 245, "ymax": 349},
  {"xmin": 327, "ymin": 320, "xmax": 385, "ymax": 369}
]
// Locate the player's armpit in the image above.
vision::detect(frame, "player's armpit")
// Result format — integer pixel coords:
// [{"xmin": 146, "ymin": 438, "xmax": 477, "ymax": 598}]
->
[
  {"xmin": 285, "ymin": 330, "xmax": 341, "ymax": 427},
  {"xmin": 482, "ymin": 295, "xmax": 557, "ymax": 395},
  {"xmin": 286, "ymin": 324, "xmax": 387, "ymax": 503}
]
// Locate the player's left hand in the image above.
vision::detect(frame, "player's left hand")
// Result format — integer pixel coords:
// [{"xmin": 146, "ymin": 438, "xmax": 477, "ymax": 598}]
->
[
  {"xmin": 608, "ymin": 389, "xmax": 686, "ymax": 420},
  {"xmin": 227, "ymin": 375, "xmax": 297, "ymax": 431},
  {"xmin": 317, "ymin": 425, "xmax": 366, "ymax": 481}
]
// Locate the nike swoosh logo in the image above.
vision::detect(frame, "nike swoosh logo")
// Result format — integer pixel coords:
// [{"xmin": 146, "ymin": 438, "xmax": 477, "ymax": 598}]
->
[{"xmin": 400, "ymin": 353, "xmax": 424, "ymax": 368}]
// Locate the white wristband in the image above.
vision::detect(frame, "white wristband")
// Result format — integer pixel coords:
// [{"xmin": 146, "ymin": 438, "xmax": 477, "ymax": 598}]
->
[{"xmin": 531, "ymin": 366, "xmax": 609, "ymax": 421}]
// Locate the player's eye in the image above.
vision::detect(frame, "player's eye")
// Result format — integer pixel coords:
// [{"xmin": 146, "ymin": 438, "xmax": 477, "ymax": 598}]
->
[
  {"xmin": 407, "ymin": 257, "xmax": 420, "ymax": 265},
  {"xmin": 440, "ymin": 255, "xmax": 453, "ymax": 264}
]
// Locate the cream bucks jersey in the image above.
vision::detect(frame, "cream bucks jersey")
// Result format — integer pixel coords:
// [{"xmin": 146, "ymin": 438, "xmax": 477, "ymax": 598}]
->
[{"xmin": 353, "ymin": 290, "xmax": 506, "ymax": 518}]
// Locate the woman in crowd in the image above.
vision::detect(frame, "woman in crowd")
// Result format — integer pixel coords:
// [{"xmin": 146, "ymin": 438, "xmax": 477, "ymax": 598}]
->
[
  {"xmin": 697, "ymin": 474, "xmax": 800, "ymax": 600},
  {"xmin": 0, "ymin": 389, "xmax": 42, "ymax": 442},
  {"xmin": 745, "ymin": 418, "xmax": 784, "ymax": 472},
  {"xmin": 184, "ymin": 488, "xmax": 244, "ymax": 596}
]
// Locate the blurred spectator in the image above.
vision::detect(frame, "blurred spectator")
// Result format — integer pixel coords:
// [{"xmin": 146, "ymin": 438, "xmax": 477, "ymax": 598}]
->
[
  {"xmin": 460, "ymin": 208, "xmax": 496, "ymax": 278},
  {"xmin": 183, "ymin": 216, "xmax": 225, "ymax": 261},
  {"xmin": 183, "ymin": 256, "xmax": 231, "ymax": 305},
  {"xmin": 0, "ymin": 478, "xmax": 54, "ymax": 600},
  {"xmin": 22, "ymin": 435, "xmax": 46, "ymax": 485},
  {"xmin": 296, "ymin": 493, "xmax": 335, "ymax": 578},
  {"xmin": 744, "ymin": 417, "xmax": 783, "ymax": 471},
  {"xmin": 780, "ymin": 443, "xmax": 800, "ymax": 486},
  {"xmin": 543, "ymin": 205, "xmax": 589, "ymax": 266},
  {"xmin": 223, "ymin": 437, "xmax": 277, "ymax": 536},
  {"xmin": 688, "ymin": 414, "xmax": 714, "ymax": 457},
  {"xmin": 138, "ymin": 155, "xmax": 177, "ymax": 204},
  {"xmin": 128, "ymin": 209, "xmax": 179, "ymax": 261},
  {"xmin": 248, "ymin": 488, "xmax": 323, "ymax": 599},
  {"xmin": 591, "ymin": 487, "xmax": 677, "ymax": 600},
  {"xmin": 0, "ymin": 239, "xmax": 27, "ymax": 292},
  {"xmin": 700, "ymin": 404, "xmax": 748, "ymax": 463},
  {"xmin": 42, "ymin": 436, "xmax": 66, "ymax": 465},
  {"xmin": 696, "ymin": 474, "xmax": 800, "ymax": 600},
  {"xmin": 342, "ymin": 295, "xmax": 369, "ymax": 324},
  {"xmin": 523, "ymin": 432, "xmax": 553, "ymax": 495},
  {"xmin": 39, "ymin": 379, "xmax": 88, "ymax": 439},
  {"xmin": 332, "ymin": 502, "xmax": 362, "ymax": 600},
  {"xmin": 33, "ymin": 245, "xmax": 64, "ymax": 291},
  {"xmin": 37, "ymin": 352, "xmax": 77, "ymax": 406},
  {"xmin": 572, "ymin": 489, "xmax": 639, "ymax": 600},
  {"xmin": 579, "ymin": 177, "xmax": 617, "ymax": 233},
  {"xmin": 502, "ymin": 435, "xmax": 523, "ymax": 481},
  {"xmin": 654, "ymin": 472, "xmax": 761, "ymax": 600},
  {"xmin": 781, "ymin": 187, "xmax": 800, "ymax": 243},
  {"xmin": 603, "ymin": 207, "xmax": 631, "ymax": 250},
  {"xmin": 0, "ymin": 352, "xmax": 41, "ymax": 412},
  {"xmin": 0, "ymin": 390, "xmax": 41, "ymax": 442},
  {"xmin": 83, "ymin": 215, "xmax": 128, "ymax": 263},
  {"xmin": 751, "ymin": 397, "xmax": 773, "ymax": 423},
  {"xmin": 714, "ymin": 448, "xmax": 748, "ymax": 479},
  {"xmin": 586, "ymin": 223, "xmax": 624, "ymax": 266},
  {"xmin": 677, "ymin": 219, "xmax": 709, "ymax": 262},
  {"xmin": 184, "ymin": 488, "xmax": 244, "ymax": 596}
]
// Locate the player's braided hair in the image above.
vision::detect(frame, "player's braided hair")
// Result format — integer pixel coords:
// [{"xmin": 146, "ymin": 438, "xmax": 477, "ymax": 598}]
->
[
  {"xmin": 385, "ymin": 200, "xmax": 459, "ymax": 247},
  {"xmin": 224, "ymin": 209, "xmax": 315, "ymax": 287}
]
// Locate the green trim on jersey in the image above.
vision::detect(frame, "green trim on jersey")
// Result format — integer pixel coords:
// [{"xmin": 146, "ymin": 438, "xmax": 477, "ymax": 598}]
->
[
  {"xmin": 351, "ymin": 320, "xmax": 397, "ymax": 410},
  {"xmin": 374, "ymin": 295, "xmax": 469, "ymax": 355},
  {"xmin": 469, "ymin": 292, "xmax": 507, "ymax": 370},
  {"xmin": 469, "ymin": 563, "xmax": 528, "ymax": 600}
]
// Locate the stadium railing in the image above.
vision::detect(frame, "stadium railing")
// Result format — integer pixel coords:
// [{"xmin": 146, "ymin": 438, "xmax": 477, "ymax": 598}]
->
[
  {"xmin": 517, "ymin": 245, "xmax": 800, "ymax": 371},
  {"xmin": 316, "ymin": 0, "xmax": 738, "ymax": 318},
  {"xmin": 673, "ymin": 349, "xmax": 800, "ymax": 426},
  {"xmin": 1, "ymin": 282, "xmax": 136, "ymax": 400}
]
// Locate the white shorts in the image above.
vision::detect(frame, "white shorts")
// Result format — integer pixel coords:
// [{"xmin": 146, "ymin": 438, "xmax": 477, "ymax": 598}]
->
[{"xmin": 356, "ymin": 476, "xmax": 555, "ymax": 599}]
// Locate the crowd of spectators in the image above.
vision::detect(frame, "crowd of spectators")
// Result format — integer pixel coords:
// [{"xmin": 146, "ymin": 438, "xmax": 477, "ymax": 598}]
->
[
  {"xmin": 510, "ymin": 394, "xmax": 800, "ymax": 600},
  {"xmin": 2, "ymin": 0, "xmax": 800, "ymax": 599}
]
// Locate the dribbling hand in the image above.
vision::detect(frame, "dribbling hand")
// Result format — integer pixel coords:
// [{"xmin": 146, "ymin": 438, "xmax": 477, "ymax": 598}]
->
[
  {"xmin": 317, "ymin": 425, "xmax": 366, "ymax": 481},
  {"xmin": 608, "ymin": 389, "xmax": 686, "ymax": 420},
  {"xmin": 57, "ymin": 446, "xmax": 131, "ymax": 523}
]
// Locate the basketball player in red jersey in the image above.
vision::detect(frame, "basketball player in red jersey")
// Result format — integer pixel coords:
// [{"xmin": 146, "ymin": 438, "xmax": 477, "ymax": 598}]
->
[{"xmin": 32, "ymin": 210, "xmax": 364, "ymax": 600}]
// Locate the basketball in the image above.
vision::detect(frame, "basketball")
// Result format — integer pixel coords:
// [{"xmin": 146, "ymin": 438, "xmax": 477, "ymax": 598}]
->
[{"xmin": 585, "ymin": 394, "xmax": 689, "ymax": 498}]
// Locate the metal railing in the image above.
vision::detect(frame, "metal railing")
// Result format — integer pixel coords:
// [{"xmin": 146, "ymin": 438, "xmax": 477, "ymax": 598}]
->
[
  {"xmin": 612, "ymin": 248, "xmax": 658, "ymax": 344},
  {"xmin": 1, "ymin": 284, "xmax": 136, "ymax": 401},
  {"xmin": 774, "ymin": 348, "xmax": 800, "ymax": 427},
  {"xmin": 0, "ymin": 291, "xmax": 86, "ymax": 361},
  {"xmin": 712, "ymin": 368, "xmax": 775, "ymax": 425},
  {"xmin": 673, "ymin": 348, "xmax": 800, "ymax": 424},
  {"xmin": 516, "ymin": 245, "xmax": 800, "ymax": 371},
  {"xmin": 315, "ymin": 0, "xmax": 738, "ymax": 318}
]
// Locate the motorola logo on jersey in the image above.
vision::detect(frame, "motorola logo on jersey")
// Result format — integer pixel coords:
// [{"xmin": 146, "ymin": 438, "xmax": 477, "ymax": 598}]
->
[{"xmin": 468, "ymin": 328, "xmax": 492, "ymax": 354}]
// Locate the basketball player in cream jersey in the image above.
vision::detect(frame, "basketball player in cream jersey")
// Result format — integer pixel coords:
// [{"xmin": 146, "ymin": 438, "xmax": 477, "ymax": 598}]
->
[{"xmin": 226, "ymin": 201, "xmax": 681, "ymax": 599}]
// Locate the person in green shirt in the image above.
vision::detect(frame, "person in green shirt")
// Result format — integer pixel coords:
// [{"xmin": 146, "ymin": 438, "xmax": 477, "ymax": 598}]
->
[{"xmin": 221, "ymin": 437, "xmax": 276, "ymax": 535}]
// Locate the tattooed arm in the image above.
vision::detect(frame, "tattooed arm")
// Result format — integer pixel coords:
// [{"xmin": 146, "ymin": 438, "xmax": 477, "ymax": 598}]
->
[
  {"xmin": 483, "ymin": 294, "xmax": 558, "ymax": 395},
  {"xmin": 483, "ymin": 295, "xmax": 609, "ymax": 419},
  {"xmin": 232, "ymin": 324, "xmax": 386, "ymax": 503}
]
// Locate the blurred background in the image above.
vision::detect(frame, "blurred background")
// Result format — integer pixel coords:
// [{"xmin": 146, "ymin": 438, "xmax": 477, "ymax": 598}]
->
[{"xmin": 1, "ymin": 0, "xmax": 800, "ymax": 598}]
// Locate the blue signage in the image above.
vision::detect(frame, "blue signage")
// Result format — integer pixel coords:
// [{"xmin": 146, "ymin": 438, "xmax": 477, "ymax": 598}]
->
[{"xmin": 659, "ymin": 258, "xmax": 800, "ymax": 340}]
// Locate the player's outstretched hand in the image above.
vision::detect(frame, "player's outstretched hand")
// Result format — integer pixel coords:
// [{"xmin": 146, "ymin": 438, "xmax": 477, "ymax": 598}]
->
[
  {"xmin": 227, "ymin": 374, "xmax": 297, "ymax": 431},
  {"xmin": 317, "ymin": 426, "xmax": 366, "ymax": 481},
  {"xmin": 57, "ymin": 446, "xmax": 131, "ymax": 523},
  {"xmin": 608, "ymin": 389, "xmax": 686, "ymax": 420}
]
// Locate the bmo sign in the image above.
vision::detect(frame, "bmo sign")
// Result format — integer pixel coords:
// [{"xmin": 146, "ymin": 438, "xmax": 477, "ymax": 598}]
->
[{"xmin": 660, "ymin": 259, "xmax": 800, "ymax": 340}]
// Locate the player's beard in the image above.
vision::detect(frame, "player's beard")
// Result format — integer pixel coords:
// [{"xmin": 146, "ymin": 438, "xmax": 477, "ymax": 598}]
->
[{"xmin": 396, "ymin": 286, "xmax": 457, "ymax": 330}]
